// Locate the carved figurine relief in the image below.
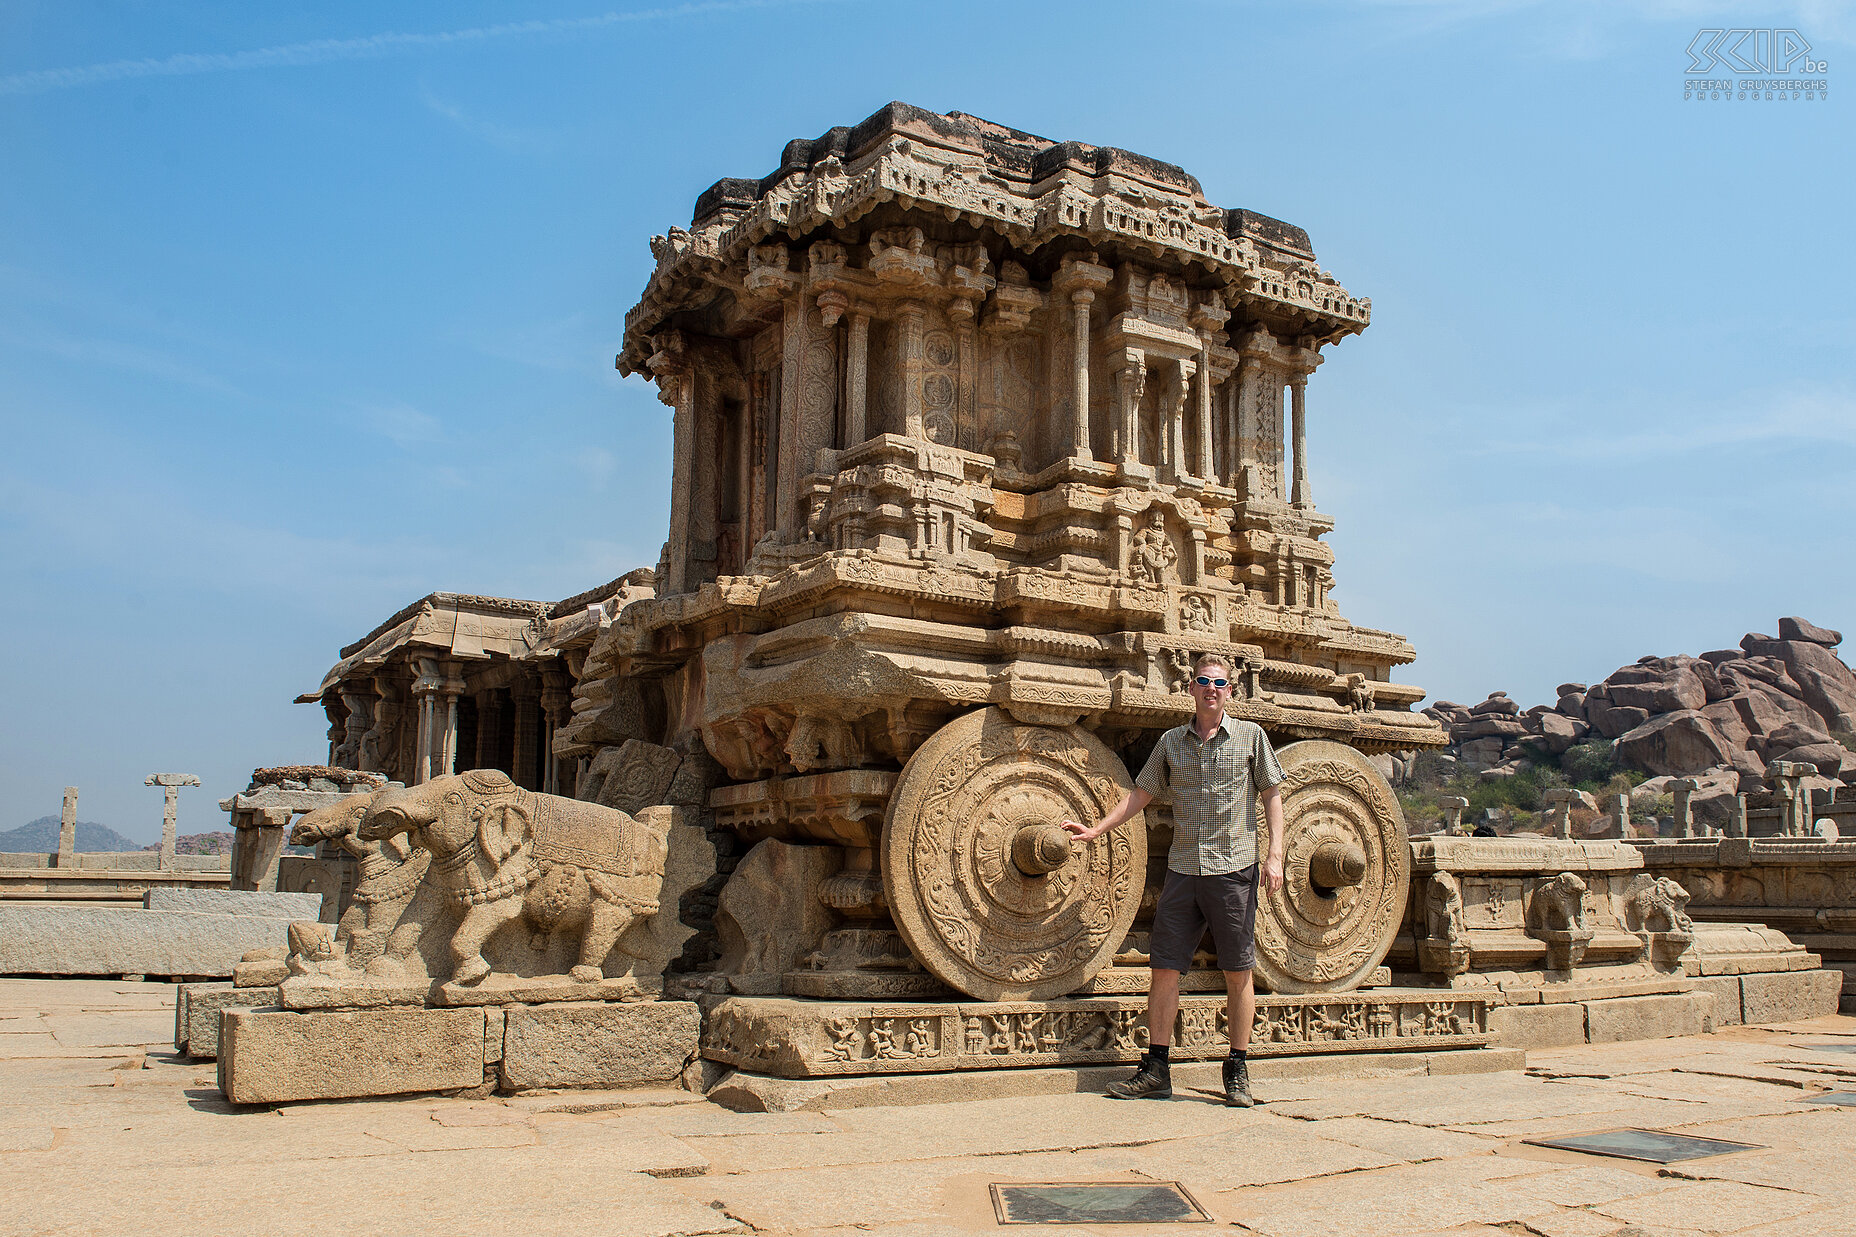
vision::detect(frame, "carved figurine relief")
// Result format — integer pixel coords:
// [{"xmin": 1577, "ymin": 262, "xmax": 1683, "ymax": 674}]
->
[{"xmin": 1128, "ymin": 508, "xmax": 1178, "ymax": 588}]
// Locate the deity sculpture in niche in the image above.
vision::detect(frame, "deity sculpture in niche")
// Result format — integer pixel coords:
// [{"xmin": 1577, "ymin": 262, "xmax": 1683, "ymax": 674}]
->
[{"xmin": 1129, "ymin": 508, "xmax": 1177, "ymax": 588}]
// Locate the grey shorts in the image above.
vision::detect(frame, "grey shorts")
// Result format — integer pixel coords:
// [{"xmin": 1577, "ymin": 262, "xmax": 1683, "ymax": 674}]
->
[{"xmin": 1147, "ymin": 865, "xmax": 1260, "ymax": 973}]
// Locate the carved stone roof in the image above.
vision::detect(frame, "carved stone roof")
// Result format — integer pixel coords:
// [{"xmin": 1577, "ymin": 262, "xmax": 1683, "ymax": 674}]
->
[{"xmin": 619, "ymin": 101, "xmax": 1367, "ymax": 376}]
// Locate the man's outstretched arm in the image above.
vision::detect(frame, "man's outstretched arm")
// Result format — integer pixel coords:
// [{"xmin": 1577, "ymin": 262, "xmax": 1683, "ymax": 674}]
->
[{"xmin": 1063, "ymin": 787, "xmax": 1153, "ymax": 842}]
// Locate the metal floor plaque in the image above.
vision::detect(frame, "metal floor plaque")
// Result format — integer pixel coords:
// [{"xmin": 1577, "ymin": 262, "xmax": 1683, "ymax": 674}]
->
[
  {"xmin": 1804, "ymin": 1043, "xmax": 1856, "ymax": 1054},
  {"xmin": 990, "ymin": 1183, "xmax": 1211, "ymax": 1225},
  {"xmin": 1808, "ymin": 1091, "xmax": 1856, "ymax": 1106},
  {"xmin": 1525, "ymin": 1129, "xmax": 1764, "ymax": 1163}
]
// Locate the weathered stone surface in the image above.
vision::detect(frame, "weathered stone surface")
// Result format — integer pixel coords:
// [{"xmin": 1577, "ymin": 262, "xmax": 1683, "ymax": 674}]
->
[
  {"xmin": 704, "ymin": 991, "xmax": 1490, "ymax": 1078},
  {"xmin": 1692, "ymin": 975, "xmax": 1743, "ymax": 1026},
  {"xmin": 1772, "ymin": 742, "xmax": 1854, "ymax": 779},
  {"xmin": 1779, "ymin": 616, "xmax": 1842, "ymax": 647},
  {"xmin": 1616, "ymin": 711, "xmax": 1739, "ymax": 777},
  {"xmin": 218, "ymin": 1006, "xmax": 486, "ymax": 1103},
  {"xmin": 143, "ymin": 888, "xmax": 324, "ymax": 917},
  {"xmin": 0, "ymin": 906, "xmax": 297, "ymax": 977},
  {"xmin": 1606, "ymin": 666, "xmax": 1706, "ymax": 715},
  {"xmin": 1488, "ymin": 1002, "xmax": 1585, "ymax": 1050},
  {"xmin": 498, "ymin": 1000, "xmax": 700, "ymax": 1091},
  {"xmin": 1582, "ymin": 990, "xmax": 1712, "ymax": 1043},
  {"xmin": 174, "ymin": 981, "xmax": 279, "ymax": 1057},
  {"xmin": 714, "ymin": 838, "xmax": 838, "ymax": 995},
  {"xmin": 1740, "ymin": 968, "xmax": 1842, "ymax": 1024},
  {"xmin": 1590, "ymin": 702, "xmax": 1651, "ymax": 739}
]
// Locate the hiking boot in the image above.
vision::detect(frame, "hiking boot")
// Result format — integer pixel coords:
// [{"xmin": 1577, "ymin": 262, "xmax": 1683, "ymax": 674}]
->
[
  {"xmin": 1222, "ymin": 1056, "xmax": 1255, "ymax": 1108},
  {"xmin": 1106, "ymin": 1052, "xmax": 1172, "ymax": 1100}
]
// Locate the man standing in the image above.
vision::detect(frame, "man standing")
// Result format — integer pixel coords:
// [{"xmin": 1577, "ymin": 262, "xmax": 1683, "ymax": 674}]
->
[{"xmin": 1062, "ymin": 652, "xmax": 1285, "ymax": 1107}]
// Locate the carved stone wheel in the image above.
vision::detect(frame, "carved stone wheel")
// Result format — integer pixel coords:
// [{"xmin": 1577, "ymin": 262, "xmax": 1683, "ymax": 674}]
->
[
  {"xmin": 1255, "ymin": 740, "xmax": 1410, "ymax": 994},
  {"xmin": 881, "ymin": 707, "xmax": 1146, "ymax": 1001}
]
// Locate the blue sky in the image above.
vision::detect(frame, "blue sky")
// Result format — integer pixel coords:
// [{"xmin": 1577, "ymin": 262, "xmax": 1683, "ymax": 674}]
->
[{"xmin": 2, "ymin": 1, "xmax": 1850, "ymax": 841}]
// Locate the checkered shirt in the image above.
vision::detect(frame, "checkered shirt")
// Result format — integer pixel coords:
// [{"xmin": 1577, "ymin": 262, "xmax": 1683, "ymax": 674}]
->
[{"xmin": 1135, "ymin": 712, "xmax": 1286, "ymax": 875}]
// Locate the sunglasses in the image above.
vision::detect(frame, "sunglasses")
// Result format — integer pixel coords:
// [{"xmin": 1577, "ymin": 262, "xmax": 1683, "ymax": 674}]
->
[{"xmin": 1193, "ymin": 676, "xmax": 1229, "ymax": 687}]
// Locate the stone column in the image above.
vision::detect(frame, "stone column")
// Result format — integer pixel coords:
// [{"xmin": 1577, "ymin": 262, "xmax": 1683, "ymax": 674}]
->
[
  {"xmin": 474, "ymin": 688, "xmax": 504, "ymax": 770},
  {"xmin": 1604, "ymin": 792, "xmax": 1631, "ymax": 838},
  {"xmin": 844, "ymin": 312, "xmax": 869, "ymax": 446},
  {"xmin": 1729, "ymin": 794, "xmax": 1748, "ymax": 838},
  {"xmin": 541, "ymin": 674, "xmax": 571, "ymax": 796},
  {"xmin": 1440, "ymin": 796, "xmax": 1468, "ymax": 834},
  {"xmin": 1195, "ymin": 345, "xmax": 1214, "ymax": 484},
  {"xmin": 777, "ymin": 297, "xmax": 807, "ymax": 537},
  {"xmin": 56, "ymin": 787, "xmax": 77, "ymax": 867},
  {"xmin": 1543, "ymin": 788, "xmax": 1576, "ymax": 839},
  {"xmin": 953, "ymin": 299, "xmax": 978, "ymax": 450},
  {"xmin": 1168, "ymin": 359, "xmax": 1195, "ymax": 483},
  {"xmin": 898, "ymin": 301, "xmax": 925, "ymax": 439},
  {"xmin": 511, "ymin": 678, "xmax": 541, "ymax": 790},
  {"xmin": 439, "ymin": 664, "xmax": 464, "ymax": 779},
  {"xmin": 411, "ymin": 660, "xmax": 442, "ymax": 785},
  {"xmin": 1671, "ymin": 778, "xmax": 1699, "ymax": 839},
  {"xmin": 1114, "ymin": 349, "xmax": 1146, "ymax": 474},
  {"xmin": 1289, "ymin": 375, "xmax": 1310, "ymax": 506},
  {"xmin": 144, "ymin": 773, "xmax": 201, "ymax": 870},
  {"xmin": 249, "ymin": 807, "xmax": 292, "ymax": 893},
  {"xmin": 1069, "ymin": 290, "xmax": 1094, "ymax": 459}
]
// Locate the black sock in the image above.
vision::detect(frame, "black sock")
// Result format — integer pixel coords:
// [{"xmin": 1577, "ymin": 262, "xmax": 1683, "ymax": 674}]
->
[
  {"xmin": 1227, "ymin": 1049, "xmax": 1247, "ymax": 1062},
  {"xmin": 1150, "ymin": 1044, "xmax": 1171, "ymax": 1063}
]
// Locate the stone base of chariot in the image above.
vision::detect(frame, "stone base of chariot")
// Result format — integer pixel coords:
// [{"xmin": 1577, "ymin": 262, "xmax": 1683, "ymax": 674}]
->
[
  {"xmin": 698, "ymin": 989, "xmax": 1493, "ymax": 1080},
  {"xmin": 217, "ymin": 998, "xmax": 703, "ymax": 1104}
]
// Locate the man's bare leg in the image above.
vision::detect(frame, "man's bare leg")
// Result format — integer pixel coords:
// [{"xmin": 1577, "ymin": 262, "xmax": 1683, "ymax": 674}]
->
[
  {"xmin": 1225, "ymin": 968, "xmax": 1254, "ymax": 1051},
  {"xmin": 1107, "ymin": 968, "xmax": 1180, "ymax": 1098},
  {"xmin": 1222, "ymin": 967, "xmax": 1257, "ymax": 1107},
  {"xmin": 1148, "ymin": 967, "xmax": 1183, "ymax": 1047}
]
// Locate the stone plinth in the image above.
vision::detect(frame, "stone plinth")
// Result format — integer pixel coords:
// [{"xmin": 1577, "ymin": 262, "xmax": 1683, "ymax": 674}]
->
[
  {"xmin": 0, "ymin": 905, "xmax": 301, "ymax": 977},
  {"xmin": 144, "ymin": 888, "xmax": 323, "ymax": 918},
  {"xmin": 216, "ymin": 999, "xmax": 703, "ymax": 1102},
  {"xmin": 700, "ymin": 991, "xmax": 1490, "ymax": 1079},
  {"xmin": 219, "ymin": 1006, "xmax": 488, "ymax": 1103},
  {"xmin": 174, "ymin": 981, "xmax": 279, "ymax": 1058},
  {"xmin": 1634, "ymin": 836, "xmax": 1856, "ymax": 1009}
]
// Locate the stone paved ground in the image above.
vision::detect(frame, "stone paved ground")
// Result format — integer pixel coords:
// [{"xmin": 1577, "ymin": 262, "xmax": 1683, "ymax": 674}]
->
[{"xmin": 4, "ymin": 978, "xmax": 1856, "ymax": 1237}]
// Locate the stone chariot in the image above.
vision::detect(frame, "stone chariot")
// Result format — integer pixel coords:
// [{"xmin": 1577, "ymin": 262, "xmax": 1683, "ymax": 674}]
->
[{"xmin": 555, "ymin": 103, "xmax": 1447, "ymax": 1015}]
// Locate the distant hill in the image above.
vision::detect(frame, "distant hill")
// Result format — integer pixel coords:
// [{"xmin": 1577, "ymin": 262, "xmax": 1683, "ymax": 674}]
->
[
  {"xmin": 150, "ymin": 831, "xmax": 236, "ymax": 856},
  {"xmin": 0, "ymin": 815, "xmax": 145, "ymax": 853}
]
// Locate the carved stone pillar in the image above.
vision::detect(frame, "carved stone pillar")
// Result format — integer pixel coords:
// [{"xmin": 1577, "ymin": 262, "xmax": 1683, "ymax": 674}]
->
[
  {"xmin": 411, "ymin": 660, "xmax": 441, "ymax": 785},
  {"xmin": 649, "ymin": 334, "xmax": 694, "ymax": 592},
  {"xmin": 844, "ymin": 312, "xmax": 869, "ymax": 446},
  {"xmin": 1289, "ymin": 375, "xmax": 1309, "ymax": 507},
  {"xmin": 439, "ymin": 664, "xmax": 464, "ymax": 779},
  {"xmin": 898, "ymin": 301, "xmax": 926, "ymax": 439},
  {"xmin": 951, "ymin": 298, "xmax": 978, "ymax": 450},
  {"xmin": 474, "ymin": 688, "xmax": 504, "ymax": 770},
  {"xmin": 511, "ymin": 678, "xmax": 541, "ymax": 790},
  {"xmin": 777, "ymin": 296, "xmax": 807, "ymax": 537},
  {"xmin": 1196, "ymin": 346, "xmax": 1214, "ymax": 483},
  {"xmin": 1168, "ymin": 359, "xmax": 1195, "ymax": 484},
  {"xmin": 541, "ymin": 673, "xmax": 571, "ymax": 796},
  {"xmin": 1069, "ymin": 290, "xmax": 1094, "ymax": 458},
  {"xmin": 1114, "ymin": 349, "xmax": 1146, "ymax": 475}
]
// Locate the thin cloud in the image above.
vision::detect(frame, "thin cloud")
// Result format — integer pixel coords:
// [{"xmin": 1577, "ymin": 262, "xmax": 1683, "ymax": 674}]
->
[
  {"xmin": 357, "ymin": 400, "xmax": 444, "ymax": 449},
  {"xmin": 418, "ymin": 86, "xmax": 557, "ymax": 155},
  {"xmin": 0, "ymin": 0, "xmax": 845, "ymax": 96}
]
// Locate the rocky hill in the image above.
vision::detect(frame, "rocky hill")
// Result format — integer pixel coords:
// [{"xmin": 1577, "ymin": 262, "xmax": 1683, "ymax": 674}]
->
[
  {"xmin": 1407, "ymin": 616, "xmax": 1854, "ymax": 832},
  {"xmin": 0, "ymin": 817, "xmax": 143, "ymax": 853}
]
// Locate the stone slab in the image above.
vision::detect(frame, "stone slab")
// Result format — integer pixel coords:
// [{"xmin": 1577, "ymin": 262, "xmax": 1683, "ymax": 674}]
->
[
  {"xmin": 1693, "ymin": 975, "xmax": 1745, "ymax": 1026},
  {"xmin": 218, "ymin": 1006, "xmax": 487, "ymax": 1103},
  {"xmin": 1583, "ymin": 990, "xmax": 1713, "ymax": 1044},
  {"xmin": 499, "ymin": 1000, "xmax": 701, "ymax": 1091},
  {"xmin": 1741, "ymin": 968, "xmax": 1843, "ymax": 1024},
  {"xmin": 1489, "ymin": 1001, "xmax": 1587, "ymax": 1050},
  {"xmin": 143, "ymin": 888, "xmax": 323, "ymax": 918},
  {"xmin": 174, "ymin": 981, "xmax": 279, "ymax": 1058},
  {"xmin": 707, "ymin": 1046, "xmax": 1525, "ymax": 1112},
  {"xmin": 703, "ymin": 990, "xmax": 1491, "ymax": 1079},
  {"xmin": 0, "ymin": 905, "xmax": 299, "ymax": 978}
]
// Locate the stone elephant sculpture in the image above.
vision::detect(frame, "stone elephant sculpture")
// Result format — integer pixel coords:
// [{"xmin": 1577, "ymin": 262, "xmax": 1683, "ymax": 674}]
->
[
  {"xmin": 290, "ymin": 786, "xmax": 430, "ymax": 976},
  {"xmin": 358, "ymin": 769, "xmax": 669, "ymax": 986}
]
